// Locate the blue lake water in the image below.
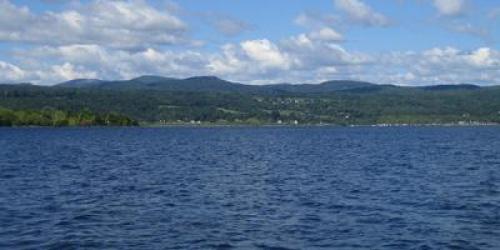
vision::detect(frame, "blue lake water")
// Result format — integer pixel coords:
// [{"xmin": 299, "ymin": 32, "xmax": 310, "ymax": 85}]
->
[{"xmin": 0, "ymin": 127, "xmax": 499, "ymax": 249}]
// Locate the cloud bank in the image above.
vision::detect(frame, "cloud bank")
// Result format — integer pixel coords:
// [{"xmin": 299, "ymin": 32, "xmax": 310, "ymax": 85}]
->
[{"xmin": 0, "ymin": 0, "xmax": 498, "ymax": 86}]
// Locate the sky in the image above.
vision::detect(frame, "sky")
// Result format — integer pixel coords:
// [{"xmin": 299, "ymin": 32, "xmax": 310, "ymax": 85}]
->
[{"xmin": 0, "ymin": 0, "xmax": 499, "ymax": 85}]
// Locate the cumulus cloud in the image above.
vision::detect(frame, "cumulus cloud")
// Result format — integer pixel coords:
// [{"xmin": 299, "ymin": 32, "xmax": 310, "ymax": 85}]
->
[
  {"xmin": 293, "ymin": 13, "xmax": 344, "ymax": 43},
  {"xmin": 0, "ymin": 61, "xmax": 27, "ymax": 82},
  {"xmin": 282, "ymin": 33, "xmax": 367, "ymax": 69},
  {"xmin": 333, "ymin": 0, "xmax": 390, "ymax": 27},
  {"xmin": 208, "ymin": 40, "xmax": 297, "ymax": 82},
  {"xmin": 0, "ymin": 0, "xmax": 188, "ymax": 48},
  {"xmin": 5, "ymin": 42, "xmax": 500, "ymax": 86},
  {"xmin": 308, "ymin": 28, "xmax": 344, "ymax": 42},
  {"xmin": 240, "ymin": 39, "xmax": 293, "ymax": 69},
  {"xmin": 432, "ymin": 0, "xmax": 466, "ymax": 16},
  {"xmin": 8, "ymin": 31, "xmax": 365, "ymax": 84},
  {"xmin": 0, "ymin": 0, "xmax": 498, "ymax": 86},
  {"xmin": 0, "ymin": 59, "xmax": 98, "ymax": 84},
  {"xmin": 207, "ymin": 44, "xmax": 245, "ymax": 76},
  {"xmin": 46, "ymin": 63, "xmax": 98, "ymax": 82},
  {"xmin": 428, "ymin": 1, "xmax": 489, "ymax": 41},
  {"xmin": 376, "ymin": 47, "xmax": 500, "ymax": 85},
  {"xmin": 10, "ymin": 44, "xmax": 209, "ymax": 84},
  {"xmin": 468, "ymin": 48, "xmax": 497, "ymax": 67}
]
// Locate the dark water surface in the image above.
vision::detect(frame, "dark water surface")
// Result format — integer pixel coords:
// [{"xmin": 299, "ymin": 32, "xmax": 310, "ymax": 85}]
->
[{"xmin": 1, "ymin": 127, "xmax": 499, "ymax": 249}]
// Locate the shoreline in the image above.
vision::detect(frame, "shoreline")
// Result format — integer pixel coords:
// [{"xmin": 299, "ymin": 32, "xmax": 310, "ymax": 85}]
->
[
  {"xmin": 140, "ymin": 120, "xmax": 500, "ymax": 127},
  {"xmin": 139, "ymin": 122, "xmax": 500, "ymax": 128},
  {"xmin": 1, "ymin": 122, "xmax": 499, "ymax": 128}
]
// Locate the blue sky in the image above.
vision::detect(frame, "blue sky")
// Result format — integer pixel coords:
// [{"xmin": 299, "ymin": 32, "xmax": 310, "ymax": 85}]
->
[
  {"xmin": 0, "ymin": 0, "xmax": 499, "ymax": 85},
  {"xmin": 183, "ymin": 0, "xmax": 499, "ymax": 51}
]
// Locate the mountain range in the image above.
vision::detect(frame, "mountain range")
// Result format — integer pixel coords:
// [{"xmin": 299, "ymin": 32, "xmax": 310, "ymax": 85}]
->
[
  {"xmin": 55, "ymin": 75, "xmax": 490, "ymax": 94},
  {"xmin": 1, "ymin": 75, "xmax": 500, "ymax": 126}
]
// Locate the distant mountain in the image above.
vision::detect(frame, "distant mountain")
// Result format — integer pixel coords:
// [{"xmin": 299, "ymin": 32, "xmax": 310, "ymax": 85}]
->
[
  {"xmin": 3, "ymin": 77, "xmax": 500, "ymax": 125},
  {"xmin": 0, "ymin": 82, "xmax": 33, "ymax": 86},
  {"xmin": 315, "ymin": 80, "xmax": 378, "ymax": 91},
  {"xmin": 58, "ymin": 79, "xmax": 107, "ymax": 88},
  {"xmin": 130, "ymin": 75, "xmax": 176, "ymax": 84},
  {"xmin": 420, "ymin": 84, "xmax": 481, "ymax": 91},
  {"xmin": 54, "ymin": 76, "xmax": 388, "ymax": 94},
  {"xmin": 92, "ymin": 76, "xmax": 258, "ymax": 93},
  {"xmin": 52, "ymin": 75, "xmax": 491, "ymax": 95},
  {"xmin": 262, "ymin": 80, "xmax": 387, "ymax": 94}
]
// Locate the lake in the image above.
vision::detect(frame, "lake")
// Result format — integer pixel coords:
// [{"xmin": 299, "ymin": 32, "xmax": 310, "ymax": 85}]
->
[{"xmin": 0, "ymin": 127, "xmax": 499, "ymax": 249}]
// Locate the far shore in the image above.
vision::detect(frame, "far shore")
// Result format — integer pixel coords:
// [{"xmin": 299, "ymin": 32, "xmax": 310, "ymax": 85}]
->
[
  {"xmin": 140, "ymin": 122, "xmax": 500, "ymax": 128},
  {"xmin": 1, "ymin": 122, "xmax": 499, "ymax": 128}
]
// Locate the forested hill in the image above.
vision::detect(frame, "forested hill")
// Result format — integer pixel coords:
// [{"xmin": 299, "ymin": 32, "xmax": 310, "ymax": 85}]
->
[
  {"xmin": 55, "ymin": 76, "xmax": 490, "ymax": 94},
  {"xmin": 56, "ymin": 76, "xmax": 387, "ymax": 94},
  {"xmin": 1, "ymin": 76, "xmax": 500, "ymax": 126}
]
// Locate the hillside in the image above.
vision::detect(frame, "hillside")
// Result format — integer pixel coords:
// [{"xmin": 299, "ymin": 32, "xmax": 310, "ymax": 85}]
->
[
  {"xmin": 55, "ymin": 76, "xmax": 388, "ymax": 94},
  {"xmin": 1, "ymin": 76, "xmax": 500, "ymax": 126}
]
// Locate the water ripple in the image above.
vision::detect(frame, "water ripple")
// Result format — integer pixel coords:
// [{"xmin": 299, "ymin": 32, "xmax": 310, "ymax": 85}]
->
[{"xmin": 0, "ymin": 127, "xmax": 499, "ymax": 249}]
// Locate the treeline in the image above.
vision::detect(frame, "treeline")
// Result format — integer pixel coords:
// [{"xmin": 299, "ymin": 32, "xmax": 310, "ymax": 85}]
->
[
  {"xmin": 0, "ymin": 107, "xmax": 138, "ymax": 127},
  {"xmin": 1, "ymin": 84, "xmax": 500, "ymax": 125}
]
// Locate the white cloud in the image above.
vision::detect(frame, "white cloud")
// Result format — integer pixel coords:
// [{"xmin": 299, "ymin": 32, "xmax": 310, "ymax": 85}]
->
[
  {"xmin": 9, "ymin": 44, "xmax": 209, "ymax": 84},
  {"xmin": 294, "ymin": 12, "xmax": 341, "ymax": 29},
  {"xmin": 282, "ymin": 31, "xmax": 369, "ymax": 70},
  {"xmin": 3, "ymin": 61, "xmax": 100, "ymax": 84},
  {"xmin": 241, "ymin": 39, "xmax": 293, "ymax": 69},
  {"xmin": 186, "ymin": 33, "xmax": 364, "ymax": 83},
  {"xmin": 48, "ymin": 63, "xmax": 98, "ymax": 82},
  {"xmin": 0, "ymin": 61, "xmax": 27, "ymax": 82},
  {"xmin": 207, "ymin": 44, "xmax": 246, "ymax": 75},
  {"xmin": 0, "ymin": 1, "xmax": 31, "ymax": 32},
  {"xmin": 0, "ymin": 0, "xmax": 498, "ymax": 86},
  {"xmin": 418, "ymin": 47, "xmax": 499, "ymax": 69},
  {"xmin": 432, "ymin": 0, "xmax": 465, "ymax": 16},
  {"xmin": 0, "ymin": 0, "xmax": 188, "ymax": 48},
  {"xmin": 334, "ymin": 0, "xmax": 390, "ymax": 26},
  {"xmin": 447, "ymin": 22, "xmax": 489, "ymax": 40},
  {"xmin": 309, "ymin": 27, "xmax": 344, "ymax": 42},
  {"xmin": 375, "ymin": 47, "xmax": 500, "ymax": 85},
  {"xmin": 4, "ymin": 44, "xmax": 500, "ymax": 86},
  {"xmin": 207, "ymin": 40, "xmax": 298, "ymax": 82},
  {"xmin": 468, "ymin": 48, "xmax": 498, "ymax": 67}
]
